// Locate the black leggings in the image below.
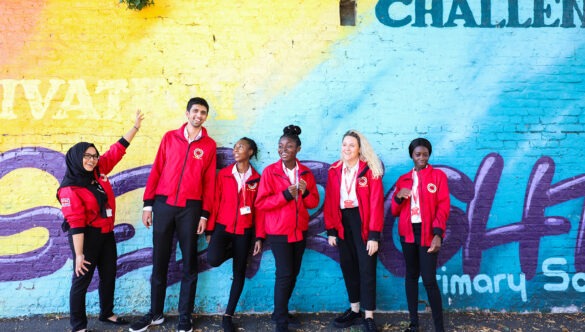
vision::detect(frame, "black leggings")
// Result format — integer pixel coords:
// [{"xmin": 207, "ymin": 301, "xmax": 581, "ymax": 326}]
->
[
  {"xmin": 207, "ymin": 224, "xmax": 253, "ymax": 316},
  {"xmin": 338, "ymin": 207, "xmax": 377, "ymax": 311},
  {"xmin": 269, "ymin": 237, "xmax": 306, "ymax": 325},
  {"xmin": 401, "ymin": 236, "xmax": 444, "ymax": 332},
  {"xmin": 68, "ymin": 228, "xmax": 117, "ymax": 331}
]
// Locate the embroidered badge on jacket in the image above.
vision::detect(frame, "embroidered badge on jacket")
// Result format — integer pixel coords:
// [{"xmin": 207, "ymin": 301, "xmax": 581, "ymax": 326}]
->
[
  {"xmin": 193, "ymin": 148, "xmax": 204, "ymax": 159},
  {"xmin": 358, "ymin": 176, "xmax": 368, "ymax": 187},
  {"xmin": 427, "ymin": 183, "xmax": 437, "ymax": 193},
  {"xmin": 247, "ymin": 182, "xmax": 258, "ymax": 191}
]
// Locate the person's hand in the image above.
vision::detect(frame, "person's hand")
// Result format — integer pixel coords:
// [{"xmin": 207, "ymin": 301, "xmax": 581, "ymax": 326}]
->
[
  {"xmin": 197, "ymin": 218, "xmax": 207, "ymax": 234},
  {"xmin": 328, "ymin": 236, "xmax": 337, "ymax": 247},
  {"xmin": 366, "ymin": 240, "xmax": 379, "ymax": 256},
  {"xmin": 75, "ymin": 254, "xmax": 91, "ymax": 277},
  {"xmin": 396, "ymin": 188, "xmax": 412, "ymax": 200},
  {"xmin": 427, "ymin": 235, "xmax": 442, "ymax": 253},
  {"xmin": 253, "ymin": 240, "xmax": 263, "ymax": 256},
  {"xmin": 288, "ymin": 184, "xmax": 298, "ymax": 199},
  {"xmin": 142, "ymin": 210, "xmax": 153, "ymax": 229},
  {"xmin": 298, "ymin": 179, "xmax": 307, "ymax": 196},
  {"xmin": 205, "ymin": 235, "xmax": 211, "ymax": 243},
  {"xmin": 134, "ymin": 109, "xmax": 145, "ymax": 129}
]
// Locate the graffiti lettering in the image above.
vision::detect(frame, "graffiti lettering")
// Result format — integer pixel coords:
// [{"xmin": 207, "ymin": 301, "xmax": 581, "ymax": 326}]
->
[
  {"xmin": 2, "ymin": 148, "xmax": 585, "ymax": 290},
  {"xmin": 375, "ymin": 0, "xmax": 585, "ymax": 28}
]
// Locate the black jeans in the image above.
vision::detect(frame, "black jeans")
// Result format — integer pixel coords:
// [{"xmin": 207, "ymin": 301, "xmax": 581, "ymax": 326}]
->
[
  {"xmin": 151, "ymin": 198, "xmax": 201, "ymax": 317},
  {"xmin": 68, "ymin": 228, "xmax": 117, "ymax": 331},
  {"xmin": 207, "ymin": 224, "xmax": 253, "ymax": 315},
  {"xmin": 338, "ymin": 207, "xmax": 378, "ymax": 311},
  {"xmin": 269, "ymin": 236, "xmax": 306, "ymax": 325},
  {"xmin": 401, "ymin": 226, "xmax": 444, "ymax": 332}
]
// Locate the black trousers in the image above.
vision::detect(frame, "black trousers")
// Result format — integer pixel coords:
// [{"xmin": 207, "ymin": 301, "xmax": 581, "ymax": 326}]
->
[
  {"xmin": 207, "ymin": 224, "xmax": 253, "ymax": 316},
  {"xmin": 338, "ymin": 207, "xmax": 378, "ymax": 311},
  {"xmin": 269, "ymin": 236, "xmax": 306, "ymax": 325},
  {"xmin": 68, "ymin": 227, "xmax": 117, "ymax": 332},
  {"xmin": 151, "ymin": 198, "xmax": 201, "ymax": 317},
  {"xmin": 401, "ymin": 223, "xmax": 444, "ymax": 332}
]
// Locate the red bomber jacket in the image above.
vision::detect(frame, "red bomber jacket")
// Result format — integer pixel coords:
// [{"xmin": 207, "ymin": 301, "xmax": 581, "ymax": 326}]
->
[
  {"xmin": 58, "ymin": 140, "xmax": 127, "ymax": 234},
  {"xmin": 143, "ymin": 124, "xmax": 217, "ymax": 217},
  {"xmin": 324, "ymin": 160, "xmax": 385, "ymax": 242},
  {"xmin": 206, "ymin": 163, "xmax": 265, "ymax": 239},
  {"xmin": 255, "ymin": 160, "xmax": 319, "ymax": 243},
  {"xmin": 391, "ymin": 164, "xmax": 450, "ymax": 247}
]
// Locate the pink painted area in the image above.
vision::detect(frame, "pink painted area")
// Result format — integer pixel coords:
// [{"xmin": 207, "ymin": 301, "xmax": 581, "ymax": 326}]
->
[{"xmin": 0, "ymin": 1, "xmax": 46, "ymax": 66}]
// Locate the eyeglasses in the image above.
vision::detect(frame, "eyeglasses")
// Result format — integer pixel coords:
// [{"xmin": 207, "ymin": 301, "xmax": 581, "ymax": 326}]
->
[{"xmin": 83, "ymin": 153, "xmax": 99, "ymax": 161}]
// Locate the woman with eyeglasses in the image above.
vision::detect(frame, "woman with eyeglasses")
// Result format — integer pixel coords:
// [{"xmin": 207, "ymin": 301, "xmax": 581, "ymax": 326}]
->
[{"xmin": 56, "ymin": 110, "xmax": 144, "ymax": 332}]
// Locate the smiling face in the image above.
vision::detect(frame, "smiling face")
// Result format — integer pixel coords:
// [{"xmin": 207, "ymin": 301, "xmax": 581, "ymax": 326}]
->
[
  {"xmin": 278, "ymin": 137, "xmax": 300, "ymax": 166},
  {"xmin": 341, "ymin": 135, "xmax": 360, "ymax": 165},
  {"xmin": 186, "ymin": 103, "xmax": 208, "ymax": 129},
  {"xmin": 233, "ymin": 139, "xmax": 253, "ymax": 163},
  {"xmin": 82, "ymin": 146, "xmax": 99, "ymax": 172},
  {"xmin": 411, "ymin": 146, "xmax": 430, "ymax": 170}
]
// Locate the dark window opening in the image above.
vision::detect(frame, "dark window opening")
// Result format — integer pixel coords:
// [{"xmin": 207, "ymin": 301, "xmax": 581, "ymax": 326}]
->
[{"xmin": 340, "ymin": 0, "xmax": 356, "ymax": 26}]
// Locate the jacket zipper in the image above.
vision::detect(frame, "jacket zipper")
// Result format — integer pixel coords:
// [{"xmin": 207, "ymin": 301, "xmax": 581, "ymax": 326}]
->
[
  {"xmin": 234, "ymin": 176, "xmax": 240, "ymax": 233},
  {"xmin": 175, "ymin": 141, "xmax": 193, "ymax": 205}
]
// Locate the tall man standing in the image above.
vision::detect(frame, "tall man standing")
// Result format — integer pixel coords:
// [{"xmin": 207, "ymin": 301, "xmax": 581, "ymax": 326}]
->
[{"xmin": 130, "ymin": 97, "xmax": 216, "ymax": 332}]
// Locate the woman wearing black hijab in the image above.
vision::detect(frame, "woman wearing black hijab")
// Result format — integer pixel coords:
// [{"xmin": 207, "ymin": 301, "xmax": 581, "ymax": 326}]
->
[{"xmin": 57, "ymin": 110, "xmax": 144, "ymax": 332}]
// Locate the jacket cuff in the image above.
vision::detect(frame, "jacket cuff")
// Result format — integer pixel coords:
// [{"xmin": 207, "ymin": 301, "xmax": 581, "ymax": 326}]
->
[
  {"xmin": 255, "ymin": 237, "xmax": 265, "ymax": 242},
  {"xmin": 302, "ymin": 189, "xmax": 310, "ymax": 198},
  {"xmin": 201, "ymin": 210, "xmax": 210, "ymax": 219},
  {"xmin": 143, "ymin": 199, "xmax": 154, "ymax": 208},
  {"xmin": 433, "ymin": 227, "xmax": 444, "ymax": 237},
  {"xmin": 118, "ymin": 137, "xmax": 130, "ymax": 148},
  {"xmin": 326, "ymin": 229, "xmax": 338, "ymax": 237},
  {"xmin": 283, "ymin": 189, "xmax": 294, "ymax": 201},
  {"xmin": 69, "ymin": 227, "xmax": 86, "ymax": 235},
  {"xmin": 394, "ymin": 196, "xmax": 404, "ymax": 204},
  {"xmin": 367, "ymin": 231, "xmax": 381, "ymax": 241}
]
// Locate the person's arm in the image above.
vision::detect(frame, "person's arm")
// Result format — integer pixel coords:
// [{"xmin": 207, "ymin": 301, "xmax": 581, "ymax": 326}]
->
[
  {"xmin": 198, "ymin": 143, "xmax": 217, "ymax": 234},
  {"xmin": 71, "ymin": 233, "xmax": 91, "ymax": 277},
  {"xmin": 299, "ymin": 171, "xmax": 319, "ymax": 209},
  {"xmin": 122, "ymin": 109, "xmax": 145, "ymax": 143},
  {"xmin": 98, "ymin": 110, "xmax": 145, "ymax": 174},
  {"xmin": 323, "ymin": 168, "xmax": 340, "ymax": 247},
  {"xmin": 428, "ymin": 171, "xmax": 450, "ymax": 253}
]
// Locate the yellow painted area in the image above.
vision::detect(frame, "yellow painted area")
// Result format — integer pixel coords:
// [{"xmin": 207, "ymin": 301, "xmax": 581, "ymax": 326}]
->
[
  {"xmin": 0, "ymin": 0, "xmax": 376, "ymax": 155},
  {"xmin": 0, "ymin": 168, "xmax": 61, "ymax": 214},
  {"xmin": 114, "ymin": 188, "xmax": 145, "ymax": 226},
  {"xmin": 0, "ymin": 227, "xmax": 49, "ymax": 256}
]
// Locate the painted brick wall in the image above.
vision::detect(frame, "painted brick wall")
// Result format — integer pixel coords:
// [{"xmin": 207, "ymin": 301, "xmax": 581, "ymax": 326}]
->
[{"xmin": 1, "ymin": 0, "xmax": 585, "ymax": 317}]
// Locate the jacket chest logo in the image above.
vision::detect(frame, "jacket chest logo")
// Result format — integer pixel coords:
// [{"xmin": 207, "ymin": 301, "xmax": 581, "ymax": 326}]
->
[
  {"xmin": 427, "ymin": 183, "xmax": 437, "ymax": 193},
  {"xmin": 358, "ymin": 176, "xmax": 368, "ymax": 187},
  {"xmin": 247, "ymin": 182, "xmax": 258, "ymax": 191},
  {"xmin": 193, "ymin": 148, "xmax": 204, "ymax": 159}
]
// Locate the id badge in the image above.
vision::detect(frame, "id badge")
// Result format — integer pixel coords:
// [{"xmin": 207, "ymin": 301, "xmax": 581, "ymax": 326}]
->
[
  {"xmin": 343, "ymin": 200, "xmax": 354, "ymax": 208},
  {"xmin": 106, "ymin": 208, "xmax": 113, "ymax": 217},
  {"xmin": 240, "ymin": 206, "xmax": 251, "ymax": 215}
]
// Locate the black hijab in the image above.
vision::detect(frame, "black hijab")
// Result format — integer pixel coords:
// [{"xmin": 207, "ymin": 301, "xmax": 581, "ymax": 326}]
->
[{"xmin": 58, "ymin": 142, "xmax": 109, "ymax": 218}]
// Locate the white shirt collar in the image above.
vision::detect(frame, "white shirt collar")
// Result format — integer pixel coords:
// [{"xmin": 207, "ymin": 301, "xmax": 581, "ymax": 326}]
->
[{"xmin": 184, "ymin": 126, "xmax": 203, "ymax": 143}]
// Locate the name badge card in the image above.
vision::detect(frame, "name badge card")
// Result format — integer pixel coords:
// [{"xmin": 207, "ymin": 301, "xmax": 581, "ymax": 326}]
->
[{"xmin": 240, "ymin": 206, "xmax": 251, "ymax": 215}]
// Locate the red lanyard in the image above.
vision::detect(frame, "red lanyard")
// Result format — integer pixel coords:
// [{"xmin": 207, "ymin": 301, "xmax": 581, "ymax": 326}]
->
[
  {"xmin": 237, "ymin": 171, "xmax": 247, "ymax": 206},
  {"xmin": 343, "ymin": 167, "xmax": 356, "ymax": 197}
]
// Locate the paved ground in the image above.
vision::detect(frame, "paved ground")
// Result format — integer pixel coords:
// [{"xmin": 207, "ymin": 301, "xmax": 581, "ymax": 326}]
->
[{"xmin": 1, "ymin": 312, "xmax": 584, "ymax": 332}]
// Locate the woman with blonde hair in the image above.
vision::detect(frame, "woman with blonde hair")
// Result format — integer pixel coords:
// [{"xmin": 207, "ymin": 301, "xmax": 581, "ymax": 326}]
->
[{"xmin": 324, "ymin": 129, "xmax": 385, "ymax": 332}]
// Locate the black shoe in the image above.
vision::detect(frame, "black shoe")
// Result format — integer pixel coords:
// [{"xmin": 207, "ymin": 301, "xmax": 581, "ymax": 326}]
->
[
  {"xmin": 177, "ymin": 315, "xmax": 193, "ymax": 332},
  {"xmin": 404, "ymin": 323, "xmax": 419, "ymax": 332},
  {"xmin": 363, "ymin": 318, "xmax": 378, "ymax": 332},
  {"xmin": 271, "ymin": 313, "xmax": 300, "ymax": 327},
  {"xmin": 275, "ymin": 322, "xmax": 289, "ymax": 332},
  {"xmin": 333, "ymin": 308, "xmax": 363, "ymax": 328},
  {"xmin": 222, "ymin": 315, "xmax": 235, "ymax": 332},
  {"xmin": 129, "ymin": 313, "xmax": 164, "ymax": 332},
  {"xmin": 99, "ymin": 316, "xmax": 129, "ymax": 325}
]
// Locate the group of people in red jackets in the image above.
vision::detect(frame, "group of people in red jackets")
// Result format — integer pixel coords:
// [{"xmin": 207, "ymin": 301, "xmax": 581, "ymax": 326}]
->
[{"xmin": 57, "ymin": 97, "xmax": 449, "ymax": 332}]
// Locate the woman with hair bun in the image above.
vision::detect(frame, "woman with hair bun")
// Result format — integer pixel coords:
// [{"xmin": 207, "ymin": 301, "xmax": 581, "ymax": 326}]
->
[
  {"xmin": 324, "ymin": 130, "xmax": 385, "ymax": 332},
  {"xmin": 255, "ymin": 125, "xmax": 320, "ymax": 332},
  {"xmin": 205, "ymin": 137, "xmax": 264, "ymax": 332},
  {"xmin": 391, "ymin": 138, "xmax": 450, "ymax": 332}
]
